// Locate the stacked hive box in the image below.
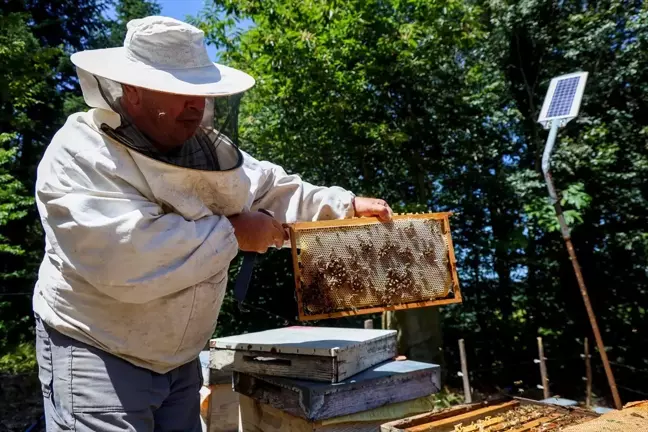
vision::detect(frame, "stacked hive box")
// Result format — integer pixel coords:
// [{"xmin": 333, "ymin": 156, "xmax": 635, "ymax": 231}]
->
[{"xmin": 209, "ymin": 326, "xmax": 442, "ymax": 431}]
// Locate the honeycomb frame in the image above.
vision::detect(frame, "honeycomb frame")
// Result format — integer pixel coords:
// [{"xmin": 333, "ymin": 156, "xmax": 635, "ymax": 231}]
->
[{"xmin": 287, "ymin": 212, "xmax": 462, "ymax": 321}]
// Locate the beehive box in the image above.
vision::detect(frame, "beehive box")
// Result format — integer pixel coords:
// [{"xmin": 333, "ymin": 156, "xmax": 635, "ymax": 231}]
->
[
  {"xmin": 200, "ymin": 351, "xmax": 240, "ymax": 432},
  {"xmin": 287, "ymin": 213, "xmax": 461, "ymax": 321},
  {"xmin": 233, "ymin": 359, "xmax": 441, "ymax": 421},
  {"xmin": 380, "ymin": 397, "xmax": 598, "ymax": 432},
  {"xmin": 210, "ymin": 326, "xmax": 397, "ymax": 383},
  {"xmin": 238, "ymin": 393, "xmax": 445, "ymax": 432}
]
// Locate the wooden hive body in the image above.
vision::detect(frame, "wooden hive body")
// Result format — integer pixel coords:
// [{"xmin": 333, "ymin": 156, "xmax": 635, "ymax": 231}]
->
[
  {"xmin": 233, "ymin": 359, "xmax": 441, "ymax": 421},
  {"xmin": 210, "ymin": 327, "xmax": 397, "ymax": 383},
  {"xmin": 287, "ymin": 212, "xmax": 462, "ymax": 321}
]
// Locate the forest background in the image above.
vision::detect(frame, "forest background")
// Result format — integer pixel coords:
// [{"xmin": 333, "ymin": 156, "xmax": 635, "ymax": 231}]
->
[{"xmin": 1, "ymin": 0, "xmax": 647, "ymax": 422}]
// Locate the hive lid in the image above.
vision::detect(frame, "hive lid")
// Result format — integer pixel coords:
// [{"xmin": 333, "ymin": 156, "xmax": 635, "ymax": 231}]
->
[{"xmin": 210, "ymin": 326, "xmax": 396, "ymax": 357}]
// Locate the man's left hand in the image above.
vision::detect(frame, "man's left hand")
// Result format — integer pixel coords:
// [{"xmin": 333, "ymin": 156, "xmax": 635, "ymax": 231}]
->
[{"xmin": 353, "ymin": 197, "xmax": 393, "ymax": 222}]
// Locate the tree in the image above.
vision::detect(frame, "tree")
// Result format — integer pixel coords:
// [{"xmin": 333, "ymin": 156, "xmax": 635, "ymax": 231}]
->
[
  {"xmin": 195, "ymin": 0, "xmax": 648, "ymax": 404},
  {"xmin": 0, "ymin": 11, "xmax": 66, "ymax": 351},
  {"xmin": 0, "ymin": 0, "xmax": 161, "ymax": 364}
]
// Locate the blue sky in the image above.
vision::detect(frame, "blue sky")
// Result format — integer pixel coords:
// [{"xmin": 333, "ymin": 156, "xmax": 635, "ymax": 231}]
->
[{"xmin": 109, "ymin": 0, "xmax": 253, "ymax": 60}]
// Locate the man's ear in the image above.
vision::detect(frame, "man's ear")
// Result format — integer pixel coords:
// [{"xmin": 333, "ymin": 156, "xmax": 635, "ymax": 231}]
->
[{"xmin": 121, "ymin": 84, "xmax": 141, "ymax": 106}]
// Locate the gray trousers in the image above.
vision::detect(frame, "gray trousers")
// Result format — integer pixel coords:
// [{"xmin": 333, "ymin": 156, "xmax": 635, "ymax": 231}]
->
[{"xmin": 35, "ymin": 315, "xmax": 202, "ymax": 432}]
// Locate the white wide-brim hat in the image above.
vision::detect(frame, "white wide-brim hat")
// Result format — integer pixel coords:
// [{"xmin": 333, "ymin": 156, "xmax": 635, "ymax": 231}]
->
[{"xmin": 70, "ymin": 16, "xmax": 255, "ymax": 97}]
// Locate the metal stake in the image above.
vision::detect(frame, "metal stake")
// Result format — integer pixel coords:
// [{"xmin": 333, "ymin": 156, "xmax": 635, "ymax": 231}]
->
[
  {"xmin": 537, "ymin": 337, "xmax": 550, "ymax": 399},
  {"xmin": 584, "ymin": 337, "xmax": 593, "ymax": 408},
  {"xmin": 458, "ymin": 339, "xmax": 472, "ymax": 403},
  {"xmin": 541, "ymin": 119, "xmax": 622, "ymax": 410}
]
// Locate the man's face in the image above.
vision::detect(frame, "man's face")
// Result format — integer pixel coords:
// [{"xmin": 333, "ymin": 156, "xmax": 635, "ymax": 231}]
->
[{"xmin": 121, "ymin": 85, "xmax": 206, "ymax": 150}]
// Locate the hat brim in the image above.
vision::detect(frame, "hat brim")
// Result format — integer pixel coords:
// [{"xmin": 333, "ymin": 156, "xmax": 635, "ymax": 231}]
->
[{"xmin": 71, "ymin": 47, "xmax": 255, "ymax": 97}]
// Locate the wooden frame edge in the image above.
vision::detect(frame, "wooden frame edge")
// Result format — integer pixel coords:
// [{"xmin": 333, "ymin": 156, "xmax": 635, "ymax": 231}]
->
[
  {"xmin": 443, "ymin": 214, "xmax": 462, "ymax": 301},
  {"xmin": 288, "ymin": 226, "xmax": 306, "ymax": 321},
  {"xmin": 297, "ymin": 296, "xmax": 463, "ymax": 321},
  {"xmin": 289, "ymin": 212, "xmax": 453, "ymax": 231}
]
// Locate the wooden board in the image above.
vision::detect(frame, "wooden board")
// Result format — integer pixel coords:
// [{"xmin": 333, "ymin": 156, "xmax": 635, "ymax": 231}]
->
[
  {"xmin": 239, "ymin": 394, "xmax": 445, "ymax": 432},
  {"xmin": 208, "ymin": 383, "xmax": 240, "ymax": 432},
  {"xmin": 380, "ymin": 397, "xmax": 599, "ymax": 432},
  {"xmin": 211, "ymin": 327, "xmax": 397, "ymax": 383},
  {"xmin": 234, "ymin": 359, "xmax": 440, "ymax": 421}
]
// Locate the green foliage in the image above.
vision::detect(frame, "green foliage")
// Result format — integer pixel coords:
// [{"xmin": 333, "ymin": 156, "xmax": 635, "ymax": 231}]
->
[
  {"xmin": 0, "ymin": 342, "xmax": 37, "ymax": 375},
  {"xmin": 0, "ymin": 0, "xmax": 646, "ymax": 408},
  {"xmin": 195, "ymin": 0, "xmax": 648, "ymax": 404},
  {"xmin": 0, "ymin": 136, "xmax": 33, "ymax": 258},
  {"xmin": 0, "ymin": 0, "xmax": 160, "ymax": 358}
]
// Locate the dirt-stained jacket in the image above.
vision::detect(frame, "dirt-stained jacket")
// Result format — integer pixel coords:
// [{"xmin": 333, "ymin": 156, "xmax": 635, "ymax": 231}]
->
[{"xmin": 33, "ymin": 104, "xmax": 355, "ymax": 374}]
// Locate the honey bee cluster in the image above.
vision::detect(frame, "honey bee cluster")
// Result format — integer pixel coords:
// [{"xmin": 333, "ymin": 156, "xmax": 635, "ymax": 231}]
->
[
  {"xmin": 298, "ymin": 217, "xmax": 453, "ymax": 315},
  {"xmin": 422, "ymin": 244, "xmax": 437, "ymax": 260},
  {"xmin": 386, "ymin": 267, "xmax": 414, "ymax": 291},
  {"xmin": 378, "ymin": 240, "xmax": 397, "ymax": 259},
  {"xmin": 403, "ymin": 223, "xmax": 416, "ymax": 238},
  {"xmin": 398, "ymin": 246, "xmax": 415, "ymax": 263},
  {"xmin": 315, "ymin": 254, "xmax": 348, "ymax": 289},
  {"xmin": 358, "ymin": 237, "xmax": 374, "ymax": 254}
]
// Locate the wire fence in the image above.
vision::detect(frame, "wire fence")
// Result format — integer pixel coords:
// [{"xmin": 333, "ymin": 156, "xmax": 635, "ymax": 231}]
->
[{"xmin": 448, "ymin": 338, "xmax": 648, "ymax": 405}]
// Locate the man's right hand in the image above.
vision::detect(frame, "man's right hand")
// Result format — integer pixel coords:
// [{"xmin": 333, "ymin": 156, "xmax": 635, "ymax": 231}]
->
[{"xmin": 227, "ymin": 212, "xmax": 287, "ymax": 253}]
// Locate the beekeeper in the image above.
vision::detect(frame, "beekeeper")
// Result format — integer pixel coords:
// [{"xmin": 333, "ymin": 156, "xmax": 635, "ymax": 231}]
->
[{"xmin": 32, "ymin": 16, "xmax": 392, "ymax": 432}]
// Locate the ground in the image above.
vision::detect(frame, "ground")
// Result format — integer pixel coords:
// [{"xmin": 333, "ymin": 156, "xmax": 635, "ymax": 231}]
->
[{"xmin": 0, "ymin": 373, "xmax": 44, "ymax": 432}]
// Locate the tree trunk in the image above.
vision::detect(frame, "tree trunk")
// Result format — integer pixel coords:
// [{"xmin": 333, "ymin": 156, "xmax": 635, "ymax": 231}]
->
[{"xmin": 382, "ymin": 308, "xmax": 445, "ymax": 373}]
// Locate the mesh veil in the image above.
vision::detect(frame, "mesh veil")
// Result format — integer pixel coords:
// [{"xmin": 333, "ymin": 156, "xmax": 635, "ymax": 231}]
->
[{"xmin": 76, "ymin": 67, "xmax": 244, "ymax": 151}]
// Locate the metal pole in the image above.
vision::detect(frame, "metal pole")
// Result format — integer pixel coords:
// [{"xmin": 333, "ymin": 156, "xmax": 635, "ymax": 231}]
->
[
  {"xmin": 364, "ymin": 319, "xmax": 374, "ymax": 329},
  {"xmin": 537, "ymin": 337, "xmax": 550, "ymax": 399},
  {"xmin": 458, "ymin": 339, "xmax": 472, "ymax": 403},
  {"xmin": 584, "ymin": 337, "xmax": 592, "ymax": 408},
  {"xmin": 541, "ymin": 120, "xmax": 622, "ymax": 410}
]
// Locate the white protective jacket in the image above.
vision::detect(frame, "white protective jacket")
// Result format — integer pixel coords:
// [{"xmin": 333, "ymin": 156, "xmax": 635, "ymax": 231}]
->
[{"xmin": 33, "ymin": 97, "xmax": 355, "ymax": 374}]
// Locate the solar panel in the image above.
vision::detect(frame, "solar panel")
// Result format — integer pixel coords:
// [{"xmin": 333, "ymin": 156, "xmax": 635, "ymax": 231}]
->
[
  {"xmin": 546, "ymin": 77, "xmax": 580, "ymax": 117},
  {"xmin": 538, "ymin": 72, "xmax": 588, "ymax": 126}
]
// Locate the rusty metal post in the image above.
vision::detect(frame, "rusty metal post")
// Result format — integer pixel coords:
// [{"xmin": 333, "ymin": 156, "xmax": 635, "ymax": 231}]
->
[{"xmin": 541, "ymin": 121, "xmax": 622, "ymax": 410}]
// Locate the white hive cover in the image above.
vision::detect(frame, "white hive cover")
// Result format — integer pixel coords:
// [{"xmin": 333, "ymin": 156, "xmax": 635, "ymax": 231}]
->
[{"xmin": 211, "ymin": 326, "xmax": 396, "ymax": 357}]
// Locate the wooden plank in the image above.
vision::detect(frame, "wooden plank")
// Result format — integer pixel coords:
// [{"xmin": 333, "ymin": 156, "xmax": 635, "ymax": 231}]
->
[
  {"xmin": 380, "ymin": 402, "xmax": 500, "ymax": 432},
  {"xmin": 209, "ymin": 383, "xmax": 240, "ymax": 432},
  {"xmin": 211, "ymin": 348, "xmax": 336, "ymax": 382},
  {"xmin": 234, "ymin": 360, "xmax": 440, "ymax": 421},
  {"xmin": 238, "ymin": 395, "xmax": 384, "ymax": 432},
  {"xmin": 505, "ymin": 413, "xmax": 562, "ymax": 432},
  {"xmin": 290, "ymin": 213, "xmax": 452, "ymax": 231},
  {"xmin": 405, "ymin": 401, "xmax": 520, "ymax": 432}
]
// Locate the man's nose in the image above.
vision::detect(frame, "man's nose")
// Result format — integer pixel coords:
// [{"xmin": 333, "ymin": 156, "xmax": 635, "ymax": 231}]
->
[{"xmin": 185, "ymin": 97, "xmax": 206, "ymax": 110}]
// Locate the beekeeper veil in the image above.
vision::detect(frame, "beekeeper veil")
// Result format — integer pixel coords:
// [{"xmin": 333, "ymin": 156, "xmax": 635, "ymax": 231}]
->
[
  {"xmin": 77, "ymin": 68, "xmax": 244, "ymax": 146},
  {"xmin": 70, "ymin": 15, "xmax": 255, "ymax": 150}
]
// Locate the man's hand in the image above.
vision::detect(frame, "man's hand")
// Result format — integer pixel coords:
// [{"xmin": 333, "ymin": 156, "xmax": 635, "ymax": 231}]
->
[
  {"xmin": 353, "ymin": 197, "xmax": 393, "ymax": 222},
  {"xmin": 228, "ymin": 212, "xmax": 287, "ymax": 253}
]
